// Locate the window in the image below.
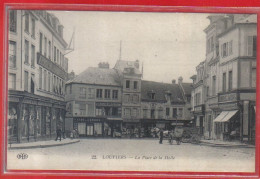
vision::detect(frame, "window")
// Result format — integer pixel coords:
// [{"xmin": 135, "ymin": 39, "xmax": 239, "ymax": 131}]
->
[
  {"xmin": 31, "ymin": 44, "xmax": 35, "ymax": 67},
  {"xmin": 80, "ymin": 87, "xmax": 86, "ymax": 98},
  {"xmin": 206, "ymin": 86, "xmax": 209, "ymax": 97},
  {"xmin": 44, "ymin": 37, "xmax": 47, "ymax": 56},
  {"xmin": 24, "ymin": 11, "xmax": 29, "ymax": 33},
  {"xmin": 9, "ymin": 10, "xmax": 17, "ymax": 32},
  {"xmin": 151, "ymin": 109, "xmax": 155, "ymax": 119},
  {"xmin": 166, "ymin": 107, "xmax": 170, "ymax": 116},
  {"xmin": 96, "ymin": 107, "xmax": 103, "ymax": 116},
  {"xmin": 143, "ymin": 109, "xmax": 148, "ymax": 118},
  {"xmin": 247, "ymin": 36, "xmax": 257, "ymax": 57},
  {"xmin": 105, "ymin": 89, "xmax": 110, "ymax": 99},
  {"xmin": 158, "ymin": 108, "xmax": 163, "ymax": 118},
  {"xmin": 133, "ymin": 94, "xmax": 139, "ymax": 103},
  {"xmin": 69, "ymin": 85, "xmax": 72, "ymax": 94},
  {"xmin": 112, "ymin": 107, "xmax": 119, "ymax": 116},
  {"xmin": 223, "ymin": 72, "xmax": 226, "ymax": 92},
  {"xmin": 8, "ymin": 73, "xmax": 16, "ymax": 90},
  {"xmin": 60, "ymin": 52, "xmax": 62, "ymax": 66},
  {"xmin": 88, "ymin": 88, "xmax": 95, "ymax": 99},
  {"xmin": 149, "ymin": 93, "xmax": 155, "ymax": 99},
  {"xmin": 222, "ymin": 42, "xmax": 228, "ymax": 57},
  {"xmin": 24, "ymin": 71, "xmax": 29, "ymax": 91},
  {"xmin": 229, "ymin": 40, "xmax": 233, "ymax": 55},
  {"xmin": 96, "ymin": 89, "xmax": 102, "ymax": 98},
  {"xmin": 79, "ymin": 104, "xmax": 86, "ymax": 115},
  {"xmin": 39, "ymin": 68, "xmax": 42, "ymax": 89},
  {"xmin": 44, "ymin": 70, "xmax": 47, "ymax": 91},
  {"xmin": 39, "ymin": 32, "xmax": 43, "ymax": 54},
  {"xmin": 54, "ymin": 46, "xmax": 56, "ymax": 62},
  {"xmin": 172, "ymin": 108, "xmax": 177, "ymax": 118},
  {"xmin": 48, "ymin": 41, "xmax": 51, "ymax": 59},
  {"xmin": 9, "ymin": 41, "xmax": 16, "ymax": 68},
  {"xmin": 126, "ymin": 80, "xmax": 130, "ymax": 89},
  {"xmin": 112, "ymin": 90, "xmax": 118, "ymax": 99},
  {"xmin": 57, "ymin": 49, "xmax": 59, "ymax": 64},
  {"xmin": 124, "ymin": 108, "xmax": 131, "ymax": 117},
  {"xmin": 228, "ymin": 71, "xmax": 233, "ymax": 91},
  {"xmin": 134, "ymin": 81, "xmax": 138, "ymax": 90},
  {"xmin": 48, "ymin": 72, "xmax": 51, "ymax": 92},
  {"xmin": 31, "ymin": 18, "xmax": 35, "ymax": 37},
  {"xmin": 24, "ymin": 40, "xmax": 29, "ymax": 64},
  {"xmin": 132, "ymin": 108, "xmax": 137, "ymax": 117},
  {"xmin": 212, "ymin": 76, "xmax": 216, "ymax": 96},
  {"xmin": 178, "ymin": 108, "xmax": 183, "ymax": 118},
  {"xmin": 124, "ymin": 94, "xmax": 130, "ymax": 102},
  {"xmin": 207, "ymin": 36, "xmax": 214, "ymax": 53},
  {"xmin": 252, "ymin": 68, "xmax": 256, "ymax": 88}
]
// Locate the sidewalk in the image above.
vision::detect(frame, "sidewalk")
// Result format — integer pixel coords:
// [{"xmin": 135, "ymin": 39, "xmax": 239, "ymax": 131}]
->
[
  {"xmin": 199, "ymin": 139, "xmax": 255, "ymax": 148},
  {"xmin": 8, "ymin": 138, "xmax": 80, "ymax": 150}
]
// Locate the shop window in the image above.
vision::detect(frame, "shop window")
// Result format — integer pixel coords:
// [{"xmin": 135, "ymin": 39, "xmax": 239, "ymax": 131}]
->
[
  {"xmin": 105, "ymin": 89, "xmax": 110, "ymax": 99},
  {"xmin": 36, "ymin": 107, "xmax": 41, "ymax": 136},
  {"xmin": 126, "ymin": 80, "xmax": 130, "ymax": 89},
  {"xmin": 8, "ymin": 73, "xmax": 16, "ymax": 90},
  {"xmin": 112, "ymin": 90, "xmax": 118, "ymax": 99},
  {"xmin": 96, "ymin": 89, "xmax": 102, "ymax": 99},
  {"xmin": 45, "ymin": 107, "xmax": 51, "ymax": 135},
  {"xmin": 9, "ymin": 10, "xmax": 17, "ymax": 32},
  {"xmin": 94, "ymin": 123, "xmax": 102, "ymax": 135},
  {"xmin": 8, "ymin": 104, "xmax": 18, "ymax": 137},
  {"xmin": 21, "ymin": 105, "xmax": 29, "ymax": 138},
  {"xmin": 9, "ymin": 41, "xmax": 16, "ymax": 68}
]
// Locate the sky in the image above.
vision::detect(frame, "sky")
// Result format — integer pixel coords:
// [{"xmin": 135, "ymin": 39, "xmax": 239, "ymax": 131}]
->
[{"xmin": 50, "ymin": 11, "xmax": 210, "ymax": 83}]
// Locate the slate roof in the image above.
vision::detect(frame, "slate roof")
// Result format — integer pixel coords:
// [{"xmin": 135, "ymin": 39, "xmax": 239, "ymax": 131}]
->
[
  {"xmin": 141, "ymin": 80, "xmax": 185, "ymax": 104},
  {"xmin": 180, "ymin": 83, "xmax": 193, "ymax": 96},
  {"xmin": 67, "ymin": 67, "xmax": 121, "ymax": 86},
  {"xmin": 236, "ymin": 14, "xmax": 257, "ymax": 24}
]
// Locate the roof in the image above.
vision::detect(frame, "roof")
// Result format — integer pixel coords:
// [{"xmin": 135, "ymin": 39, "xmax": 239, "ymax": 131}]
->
[
  {"xmin": 141, "ymin": 80, "xmax": 185, "ymax": 103},
  {"xmin": 67, "ymin": 67, "xmax": 121, "ymax": 86},
  {"xmin": 180, "ymin": 83, "xmax": 192, "ymax": 96},
  {"xmin": 114, "ymin": 60, "xmax": 142, "ymax": 75},
  {"xmin": 236, "ymin": 14, "xmax": 257, "ymax": 24}
]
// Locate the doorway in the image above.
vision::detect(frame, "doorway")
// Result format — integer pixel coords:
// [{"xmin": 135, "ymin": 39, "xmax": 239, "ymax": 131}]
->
[
  {"xmin": 78, "ymin": 123, "xmax": 86, "ymax": 136},
  {"xmin": 87, "ymin": 124, "xmax": 94, "ymax": 136}
]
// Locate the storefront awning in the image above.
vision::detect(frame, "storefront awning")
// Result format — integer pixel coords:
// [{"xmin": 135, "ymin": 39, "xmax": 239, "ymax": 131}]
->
[
  {"xmin": 214, "ymin": 111, "xmax": 229, "ymax": 122},
  {"xmin": 214, "ymin": 110, "xmax": 238, "ymax": 123}
]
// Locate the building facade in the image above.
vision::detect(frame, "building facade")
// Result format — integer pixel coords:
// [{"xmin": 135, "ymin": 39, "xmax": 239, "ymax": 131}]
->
[
  {"xmin": 65, "ymin": 60, "xmax": 192, "ymax": 138},
  {"xmin": 191, "ymin": 14, "xmax": 257, "ymax": 143},
  {"xmin": 8, "ymin": 10, "xmax": 69, "ymax": 143}
]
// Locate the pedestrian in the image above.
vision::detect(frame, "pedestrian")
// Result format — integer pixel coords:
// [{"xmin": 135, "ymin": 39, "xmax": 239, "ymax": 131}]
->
[
  {"xmin": 159, "ymin": 129, "xmax": 164, "ymax": 144},
  {"xmin": 55, "ymin": 125, "xmax": 62, "ymax": 141}
]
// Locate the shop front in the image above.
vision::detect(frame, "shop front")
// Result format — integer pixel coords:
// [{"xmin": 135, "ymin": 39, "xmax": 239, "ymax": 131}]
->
[
  {"xmin": 73, "ymin": 117, "xmax": 106, "ymax": 137},
  {"xmin": 193, "ymin": 104, "xmax": 205, "ymax": 136},
  {"xmin": 8, "ymin": 90, "xmax": 66, "ymax": 143}
]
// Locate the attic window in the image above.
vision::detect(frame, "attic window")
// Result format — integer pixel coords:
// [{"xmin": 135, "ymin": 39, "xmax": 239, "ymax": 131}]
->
[{"xmin": 148, "ymin": 91, "xmax": 155, "ymax": 99}]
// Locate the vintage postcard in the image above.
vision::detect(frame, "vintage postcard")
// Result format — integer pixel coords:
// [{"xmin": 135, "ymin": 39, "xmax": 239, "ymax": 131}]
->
[{"xmin": 6, "ymin": 9, "xmax": 256, "ymax": 173}]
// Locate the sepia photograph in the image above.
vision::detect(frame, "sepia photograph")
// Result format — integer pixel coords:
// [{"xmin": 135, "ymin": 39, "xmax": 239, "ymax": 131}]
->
[{"xmin": 6, "ymin": 9, "xmax": 256, "ymax": 173}]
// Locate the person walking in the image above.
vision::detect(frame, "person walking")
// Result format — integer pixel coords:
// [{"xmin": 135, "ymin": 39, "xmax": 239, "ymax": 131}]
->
[
  {"xmin": 159, "ymin": 129, "xmax": 164, "ymax": 144},
  {"xmin": 55, "ymin": 125, "xmax": 62, "ymax": 141}
]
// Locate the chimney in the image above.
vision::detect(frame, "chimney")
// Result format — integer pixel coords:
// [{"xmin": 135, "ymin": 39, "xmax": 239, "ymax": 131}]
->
[
  {"xmin": 178, "ymin": 76, "xmax": 183, "ymax": 84},
  {"xmin": 98, "ymin": 62, "xmax": 110, "ymax": 69},
  {"xmin": 172, "ymin": 79, "xmax": 176, "ymax": 84},
  {"xmin": 134, "ymin": 60, "xmax": 139, "ymax": 69}
]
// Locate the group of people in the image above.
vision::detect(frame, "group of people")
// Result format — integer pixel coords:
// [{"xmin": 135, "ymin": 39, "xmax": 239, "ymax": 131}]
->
[{"xmin": 158, "ymin": 126, "xmax": 184, "ymax": 145}]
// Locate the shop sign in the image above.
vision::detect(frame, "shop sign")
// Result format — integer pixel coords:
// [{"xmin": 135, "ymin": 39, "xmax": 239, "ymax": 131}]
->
[
  {"xmin": 8, "ymin": 96, "xmax": 19, "ymax": 102},
  {"xmin": 218, "ymin": 102, "xmax": 238, "ymax": 110},
  {"xmin": 219, "ymin": 93, "xmax": 237, "ymax": 102},
  {"xmin": 96, "ymin": 102, "xmax": 121, "ymax": 107},
  {"xmin": 38, "ymin": 101, "xmax": 52, "ymax": 107},
  {"xmin": 23, "ymin": 99, "xmax": 38, "ymax": 105},
  {"xmin": 37, "ymin": 53, "xmax": 67, "ymax": 79},
  {"xmin": 75, "ymin": 118, "xmax": 103, "ymax": 123},
  {"xmin": 194, "ymin": 105, "xmax": 205, "ymax": 113}
]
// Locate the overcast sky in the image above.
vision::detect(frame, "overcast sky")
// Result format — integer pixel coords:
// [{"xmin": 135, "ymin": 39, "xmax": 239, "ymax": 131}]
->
[{"xmin": 50, "ymin": 11, "xmax": 210, "ymax": 83}]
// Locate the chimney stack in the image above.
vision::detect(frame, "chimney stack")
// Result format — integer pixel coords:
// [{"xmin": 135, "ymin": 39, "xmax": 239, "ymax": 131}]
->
[
  {"xmin": 172, "ymin": 79, "xmax": 176, "ymax": 84},
  {"xmin": 178, "ymin": 76, "xmax": 183, "ymax": 84}
]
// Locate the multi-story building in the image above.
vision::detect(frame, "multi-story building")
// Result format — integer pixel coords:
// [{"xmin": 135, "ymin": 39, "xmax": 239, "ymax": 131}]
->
[
  {"xmin": 8, "ymin": 10, "xmax": 69, "ymax": 143},
  {"xmin": 65, "ymin": 64, "xmax": 122, "ymax": 137},
  {"xmin": 191, "ymin": 14, "xmax": 256, "ymax": 143},
  {"xmin": 140, "ymin": 78, "xmax": 192, "ymax": 137},
  {"xmin": 65, "ymin": 60, "xmax": 192, "ymax": 138}
]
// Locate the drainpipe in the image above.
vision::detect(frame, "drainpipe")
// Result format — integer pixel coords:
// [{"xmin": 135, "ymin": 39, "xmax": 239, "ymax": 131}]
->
[{"xmin": 20, "ymin": 10, "xmax": 23, "ymax": 89}]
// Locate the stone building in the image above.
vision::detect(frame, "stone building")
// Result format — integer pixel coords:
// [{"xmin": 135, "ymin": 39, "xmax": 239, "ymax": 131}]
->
[
  {"xmin": 191, "ymin": 14, "xmax": 256, "ymax": 143},
  {"xmin": 8, "ymin": 10, "xmax": 69, "ymax": 143}
]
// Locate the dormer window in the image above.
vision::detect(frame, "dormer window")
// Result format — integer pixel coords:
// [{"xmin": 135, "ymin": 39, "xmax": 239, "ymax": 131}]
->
[
  {"xmin": 165, "ymin": 90, "xmax": 172, "ymax": 101},
  {"xmin": 148, "ymin": 90, "xmax": 155, "ymax": 100}
]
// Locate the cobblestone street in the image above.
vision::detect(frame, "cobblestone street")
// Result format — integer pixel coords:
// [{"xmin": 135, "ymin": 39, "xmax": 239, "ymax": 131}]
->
[{"xmin": 7, "ymin": 138, "xmax": 255, "ymax": 172}]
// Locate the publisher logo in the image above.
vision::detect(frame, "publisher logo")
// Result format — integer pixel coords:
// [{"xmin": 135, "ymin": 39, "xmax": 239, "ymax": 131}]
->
[{"xmin": 17, "ymin": 153, "xmax": 28, "ymax": 160}]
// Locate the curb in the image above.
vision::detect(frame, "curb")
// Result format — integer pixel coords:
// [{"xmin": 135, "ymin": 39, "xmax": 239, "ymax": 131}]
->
[
  {"xmin": 8, "ymin": 139, "xmax": 80, "ymax": 150},
  {"xmin": 194, "ymin": 141, "xmax": 255, "ymax": 148}
]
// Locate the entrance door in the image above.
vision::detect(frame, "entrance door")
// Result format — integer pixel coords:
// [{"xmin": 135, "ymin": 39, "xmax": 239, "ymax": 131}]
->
[
  {"xmin": 78, "ymin": 123, "xmax": 86, "ymax": 136},
  {"xmin": 208, "ymin": 115, "xmax": 212, "ymax": 138},
  {"xmin": 86, "ymin": 124, "xmax": 94, "ymax": 136}
]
